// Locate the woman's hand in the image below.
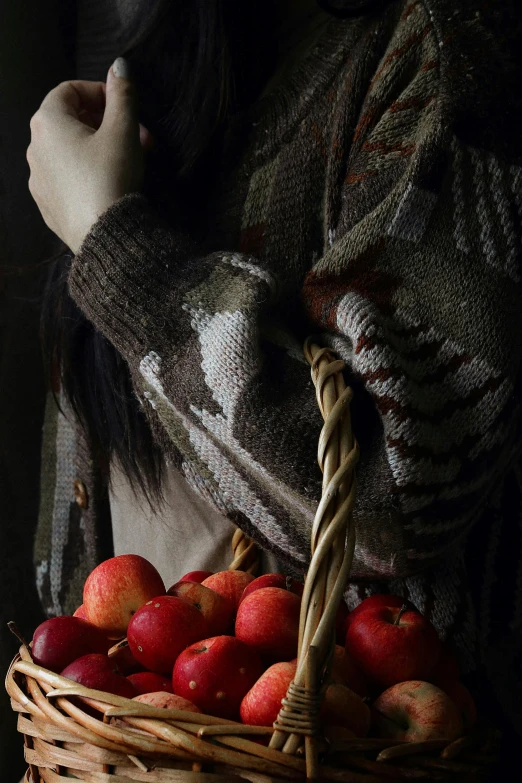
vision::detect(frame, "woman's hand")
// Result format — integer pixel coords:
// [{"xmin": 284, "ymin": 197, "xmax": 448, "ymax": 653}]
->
[{"xmin": 26, "ymin": 57, "xmax": 154, "ymax": 254}]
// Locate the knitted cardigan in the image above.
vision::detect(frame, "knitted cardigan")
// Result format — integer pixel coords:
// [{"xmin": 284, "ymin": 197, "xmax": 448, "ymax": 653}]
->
[{"xmin": 35, "ymin": 0, "xmax": 522, "ymax": 733}]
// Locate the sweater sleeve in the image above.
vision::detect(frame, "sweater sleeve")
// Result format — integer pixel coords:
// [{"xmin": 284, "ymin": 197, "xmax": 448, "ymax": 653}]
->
[
  {"xmin": 68, "ymin": 170, "xmax": 521, "ymax": 585},
  {"xmin": 68, "ymin": 2, "xmax": 522, "ymax": 583},
  {"xmin": 68, "ymin": 195, "xmax": 326, "ymax": 579}
]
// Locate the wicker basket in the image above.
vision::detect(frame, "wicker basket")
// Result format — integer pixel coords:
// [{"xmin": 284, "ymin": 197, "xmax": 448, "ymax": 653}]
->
[{"xmin": 6, "ymin": 340, "xmax": 500, "ymax": 782}]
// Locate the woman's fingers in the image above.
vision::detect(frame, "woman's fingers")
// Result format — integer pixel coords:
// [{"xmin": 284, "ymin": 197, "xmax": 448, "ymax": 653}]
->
[
  {"xmin": 40, "ymin": 80, "xmax": 107, "ymax": 122},
  {"xmin": 100, "ymin": 63, "xmax": 139, "ymax": 136},
  {"xmin": 139, "ymin": 124, "xmax": 156, "ymax": 152},
  {"xmin": 74, "ymin": 110, "xmax": 154, "ymax": 152},
  {"xmin": 39, "ymin": 75, "xmax": 153, "ymax": 150},
  {"xmin": 78, "ymin": 109, "xmax": 104, "ymax": 130}
]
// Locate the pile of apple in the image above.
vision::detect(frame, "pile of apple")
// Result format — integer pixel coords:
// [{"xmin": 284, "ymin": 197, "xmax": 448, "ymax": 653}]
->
[{"xmin": 30, "ymin": 554, "xmax": 476, "ymax": 745}]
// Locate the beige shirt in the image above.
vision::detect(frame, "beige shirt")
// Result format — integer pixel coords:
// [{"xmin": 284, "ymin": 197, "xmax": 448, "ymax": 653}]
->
[{"xmin": 109, "ymin": 461, "xmax": 281, "ymax": 588}]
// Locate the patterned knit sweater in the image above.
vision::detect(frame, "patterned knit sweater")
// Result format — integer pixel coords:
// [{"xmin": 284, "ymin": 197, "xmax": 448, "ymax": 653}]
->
[{"xmin": 35, "ymin": 0, "xmax": 522, "ymax": 736}]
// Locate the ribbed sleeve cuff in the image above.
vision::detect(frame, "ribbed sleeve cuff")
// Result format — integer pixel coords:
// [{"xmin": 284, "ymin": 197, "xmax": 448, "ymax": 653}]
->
[{"xmin": 68, "ymin": 192, "xmax": 200, "ymax": 355}]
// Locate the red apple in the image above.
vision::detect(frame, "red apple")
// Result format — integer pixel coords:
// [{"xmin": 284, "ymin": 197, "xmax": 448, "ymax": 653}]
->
[
  {"xmin": 240, "ymin": 574, "xmax": 304, "ymax": 603},
  {"xmin": 107, "ymin": 640, "xmax": 145, "ymax": 675},
  {"xmin": 134, "ymin": 692, "xmax": 201, "ymax": 712},
  {"xmin": 240, "ymin": 578, "xmax": 344, "ymax": 644},
  {"xmin": 60, "ymin": 653, "xmax": 137, "ymax": 698},
  {"xmin": 127, "ymin": 672, "xmax": 174, "ymax": 695},
  {"xmin": 372, "ymin": 680, "xmax": 463, "ymax": 742},
  {"xmin": 435, "ymin": 677, "xmax": 477, "ymax": 730},
  {"xmin": 321, "ymin": 683, "xmax": 371, "ymax": 738},
  {"xmin": 31, "ymin": 616, "xmax": 109, "ymax": 673},
  {"xmin": 72, "ymin": 603, "xmax": 116, "ymax": 648},
  {"xmin": 83, "ymin": 554, "xmax": 165, "ymax": 637},
  {"xmin": 345, "ymin": 604, "xmax": 441, "ymax": 688},
  {"xmin": 167, "ymin": 581, "xmax": 235, "ymax": 636},
  {"xmin": 235, "ymin": 587, "xmax": 301, "ymax": 662},
  {"xmin": 73, "ymin": 604, "xmax": 88, "ymax": 620},
  {"xmin": 128, "ymin": 595, "xmax": 209, "ymax": 674},
  {"xmin": 201, "ymin": 570, "xmax": 255, "ymax": 611},
  {"xmin": 240, "ymin": 660, "xmax": 297, "ymax": 726},
  {"xmin": 345, "ymin": 594, "xmax": 410, "ymax": 635},
  {"xmin": 178, "ymin": 570, "xmax": 214, "ymax": 584},
  {"xmin": 173, "ymin": 636, "xmax": 264, "ymax": 720},
  {"xmin": 330, "ymin": 645, "xmax": 368, "ymax": 697}
]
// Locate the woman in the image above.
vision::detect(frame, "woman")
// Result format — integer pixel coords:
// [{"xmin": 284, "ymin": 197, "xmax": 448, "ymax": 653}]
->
[{"xmin": 28, "ymin": 0, "xmax": 521, "ymax": 746}]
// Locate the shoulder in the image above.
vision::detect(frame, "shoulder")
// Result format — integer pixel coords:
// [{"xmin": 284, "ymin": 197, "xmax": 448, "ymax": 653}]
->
[
  {"xmin": 332, "ymin": 0, "xmax": 522, "ymax": 212},
  {"xmin": 383, "ymin": 0, "xmax": 522, "ymax": 159}
]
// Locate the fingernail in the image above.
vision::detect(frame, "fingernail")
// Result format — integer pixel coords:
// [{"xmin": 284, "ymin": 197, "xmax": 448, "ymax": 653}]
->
[{"xmin": 111, "ymin": 56, "xmax": 132, "ymax": 79}]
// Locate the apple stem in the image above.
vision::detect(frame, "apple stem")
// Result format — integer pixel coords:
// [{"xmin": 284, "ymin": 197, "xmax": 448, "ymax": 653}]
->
[
  {"xmin": 285, "ymin": 576, "xmax": 293, "ymax": 591},
  {"xmin": 393, "ymin": 604, "xmax": 409, "ymax": 626}
]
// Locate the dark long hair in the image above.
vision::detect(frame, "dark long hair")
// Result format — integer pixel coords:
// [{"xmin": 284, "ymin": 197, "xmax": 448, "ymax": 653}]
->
[{"xmin": 41, "ymin": 0, "xmax": 280, "ymax": 505}]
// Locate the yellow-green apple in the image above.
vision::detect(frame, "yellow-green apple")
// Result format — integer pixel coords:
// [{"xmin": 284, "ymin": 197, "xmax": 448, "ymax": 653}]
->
[
  {"xmin": 235, "ymin": 587, "xmax": 301, "ymax": 662},
  {"xmin": 73, "ymin": 604, "xmax": 88, "ymax": 620},
  {"xmin": 201, "ymin": 570, "xmax": 255, "ymax": 611},
  {"xmin": 32, "ymin": 616, "xmax": 109, "ymax": 673},
  {"xmin": 167, "ymin": 581, "xmax": 235, "ymax": 636},
  {"xmin": 321, "ymin": 683, "xmax": 371, "ymax": 738},
  {"xmin": 60, "ymin": 653, "xmax": 137, "ymax": 698},
  {"xmin": 435, "ymin": 677, "xmax": 477, "ymax": 730},
  {"xmin": 127, "ymin": 671, "xmax": 174, "ymax": 695},
  {"xmin": 127, "ymin": 595, "xmax": 209, "ymax": 674},
  {"xmin": 240, "ymin": 660, "xmax": 297, "ymax": 726},
  {"xmin": 240, "ymin": 574, "xmax": 304, "ymax": 603},
  {"xmin": 372, "ymin": 680, "xmax": 463, "ymax": 742},
  {"xmin": 330, "ymin": 645, "xmax": 368, "ymax": 697},
  {"xmin": 178, "ymin": 570, "xmax": 214, "ymax": 584},
  {"xmin": 83, "ymin": 554, "xmax": 165, "ymax": 637},
  {"xmin": 345, "ymin": 604, "xmax": 441, "ymax": 688},
  {"xmin": 172, "ymin": 635, "xmax": 264, "ymax": 720},
  {"xmin": 345, "ymin": 595, "xmax": 410, "ymax": 637},
  {"xmin": 133, "ymin": 691, "xmax": 201, "ymax": 711}
]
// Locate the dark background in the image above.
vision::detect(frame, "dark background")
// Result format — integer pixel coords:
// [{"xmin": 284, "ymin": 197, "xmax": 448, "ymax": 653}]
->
[
  {"xmin": 0, "ymin": 3, "xmax": 73, "ymax": 780},
  {"xmin": 0, "ymin": 2, "xmax": 135, "ymax": 779}
]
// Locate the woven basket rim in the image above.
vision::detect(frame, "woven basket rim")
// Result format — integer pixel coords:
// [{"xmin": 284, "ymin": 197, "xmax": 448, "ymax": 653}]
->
[{"xmin": 6, "ymin": 646, "xmax": 500, "ymax": 782}]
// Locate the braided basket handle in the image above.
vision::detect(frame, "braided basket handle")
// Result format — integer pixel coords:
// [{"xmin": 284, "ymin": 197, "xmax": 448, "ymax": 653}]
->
[
  {"xmin": 228, "ymin": 529, "xmax": 261, "ymax": 574},
  {"xmin": 271, "ymin": 339, "xmax": 358, "ymax": 777},
  {"xmin": 229, "ymin": 339, "xmax": 358, "ymax": 779}
]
